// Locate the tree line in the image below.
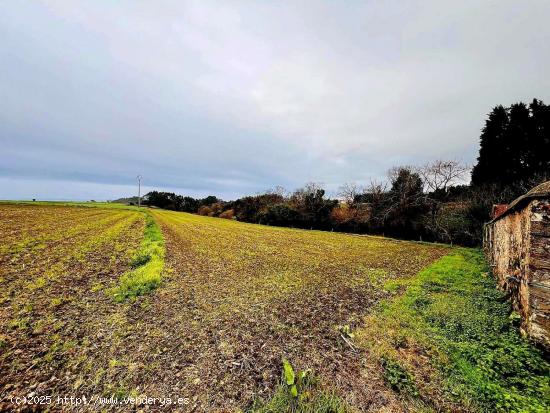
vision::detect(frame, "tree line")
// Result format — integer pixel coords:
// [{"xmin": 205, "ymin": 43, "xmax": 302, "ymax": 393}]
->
[{"xmin": 141, "ymin": 99, "xmax": 550, "ymax": 246}]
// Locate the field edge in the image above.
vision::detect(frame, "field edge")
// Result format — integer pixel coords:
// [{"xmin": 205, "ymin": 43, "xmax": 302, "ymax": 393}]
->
[{"xmin": 355, "ymin": 248, "xmax": 550, "ymax": 412}]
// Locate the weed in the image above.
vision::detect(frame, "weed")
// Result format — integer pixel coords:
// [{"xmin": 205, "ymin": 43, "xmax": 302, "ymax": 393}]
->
[
  {"xmin": 383, "ymin": 279, "xmax": 401, "ymax": 293},
  {"xmin": 250, "ymin": 360, "xmax": 349, "ymax": 413},
  {"xmin": 32, "ymin": 319, "xmax": 47, "ymax": 334},
  {"xmin": 49, "ymin": 297, "xmax": 64, "ymax": 308},
  {"xmin": 283, "ymin": 358, "xmax": 299, "ymax": 397},
  {"xmin": 339, "ymin": 325, "xmax": 355, "ymax": 339},
  {"xmin": 0, "ymin": 335, "xmax": 8, "ymax": 351},
  {"xmin": 44, "ymin": 336, "xmax": 76, "ymax": 363},
  {"xmin": 380, "ymin": 357, "xmax": 418, "ymax": 397},
  {"xmin": 90, "ymin": 281, "xmax": 103, "ymax": 292},
  {"xmin": 102, "ymin": 384, "xmax": 133, "ymax": 399},
  {"xmin": 130, "ymin": 252, "xmax": 151, "ymax": 268},
  {"xmin": 28, "ymin": 276, "xmax": 47, "ymax": 290}
]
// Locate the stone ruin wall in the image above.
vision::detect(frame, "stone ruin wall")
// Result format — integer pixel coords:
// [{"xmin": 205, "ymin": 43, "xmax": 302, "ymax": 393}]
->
[
  {"xmin": 485, "ymin": 199, "xmax": 550, "ymax": 349},
  {"xmin": 529, "ymin": 199, "xmax": 550, "ymax": 348}
]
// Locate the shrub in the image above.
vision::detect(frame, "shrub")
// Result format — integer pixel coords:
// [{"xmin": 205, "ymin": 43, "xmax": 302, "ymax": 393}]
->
[
  {"xmin": 209, "ymin": 202, "xmax": 224, "ymax": 216},
  {"xmin": 219, "ymin": 209, "xmax": 235, "ymax": 219},
  {"xmin": 330, "ymin": 204, "xmax": 353, "ymax": 226},
  {"xmin": 258, "ymin": 204, "xmax": 301, "ymax": 227},
  {"xmin": 198, "ymin": 205, "xmax": 213, "ymax": 216}
]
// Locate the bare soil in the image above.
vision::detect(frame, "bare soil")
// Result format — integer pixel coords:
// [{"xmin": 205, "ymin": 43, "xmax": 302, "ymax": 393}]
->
[{"xmin": 0, "ymin": 206, "xmax": 448, "ymax": 412}]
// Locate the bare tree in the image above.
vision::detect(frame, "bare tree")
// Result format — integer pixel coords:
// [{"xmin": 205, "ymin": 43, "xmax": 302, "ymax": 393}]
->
[
  {"xmin": 364, "ymin": 180, "xmax": 387, "ymax": 202},
  {"xmin": 416, "ymin": 160, "xmax": 470, "ymax": 193},
  {"xmin": 387, "ymin": 165, "xmax": 414, "ymax": 185},
  {"xmin": 337, "ymin": 182, "xmax": 364, "ymax": 205},
  {"xmin": 265, "ymin": 185, "xmax": 289, "ymax": 199},
  {"xmin": 362, "ymin": 180, "xmax": 389, "ymax": 227},
  {"xmin": 291, "ymin": 182, "xmax": 325, "ymax": 203},
  {"xmin": 416, "ymin": 160, "xmax": 470, "ymax": 240}
]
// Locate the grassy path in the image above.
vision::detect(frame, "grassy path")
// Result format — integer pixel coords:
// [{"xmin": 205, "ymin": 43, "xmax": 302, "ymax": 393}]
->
[{"xmin": 356, "ymin": 249, "xmax": 550, "ymax": 412}]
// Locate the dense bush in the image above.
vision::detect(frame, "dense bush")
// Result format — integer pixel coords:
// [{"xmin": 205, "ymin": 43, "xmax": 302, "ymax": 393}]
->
[
  {"xmin": 144, "ymin": 191, "xmax": 220, "ymax": 214},
  {"xmin": 197, "ymin": 205, "xmax": 213, "ymax": 216},
  {"xmin": 258, "ymin": 204, "xmax": 301, "ymax": 227},
  {"xmin": 219, "ymin": 209, "xmax": 235, "ymax": 220}
]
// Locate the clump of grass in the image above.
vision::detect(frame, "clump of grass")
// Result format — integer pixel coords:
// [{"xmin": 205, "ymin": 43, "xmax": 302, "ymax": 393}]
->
[
  {"xmin": 250, "ymin": 359, "xmax": 349, "ymax": 413},
  {"xmin": 110, "ymin": 212, "xmax": 165, "ymax": 302},
  {"xmin": 357, "ymin": 249, "xmax": 550, "ymax": 412}
]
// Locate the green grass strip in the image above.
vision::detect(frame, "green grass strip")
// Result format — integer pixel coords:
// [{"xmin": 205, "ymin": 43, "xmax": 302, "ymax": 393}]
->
[
  {"xmin": 110, "ymin": 211, "xmax": 165, "ymax": 302},
  {"xmin": 358, "ymin": 248, "xmax": 550, "ymax": 412}
]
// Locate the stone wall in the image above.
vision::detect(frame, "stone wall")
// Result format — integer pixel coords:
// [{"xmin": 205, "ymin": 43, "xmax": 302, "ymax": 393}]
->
[
  {"xmin": 485, "ymin": 199, "xmax": 550, "ymax": 349},
  {"xmin": 529, "ymin": 200, "xmax": 550, "ymax": 347}
]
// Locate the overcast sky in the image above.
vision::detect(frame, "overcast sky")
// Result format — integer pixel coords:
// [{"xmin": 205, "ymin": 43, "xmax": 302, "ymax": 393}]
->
[{"xmin": 1, "ymin": 1, "xmax": 549, "ymax": 200}]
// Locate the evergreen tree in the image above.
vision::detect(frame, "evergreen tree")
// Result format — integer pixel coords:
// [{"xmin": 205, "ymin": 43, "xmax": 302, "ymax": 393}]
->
[
  {"xmin": 471, "ymin": 105, "xmax": 509, "ymax": 185},
  {"xmin": 528, "ymin": 99, "xmax": 550, "ymax": 177},
  {"xmin": 471, "ymin": 99, "xmax": 550, "ymax": 192}
]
